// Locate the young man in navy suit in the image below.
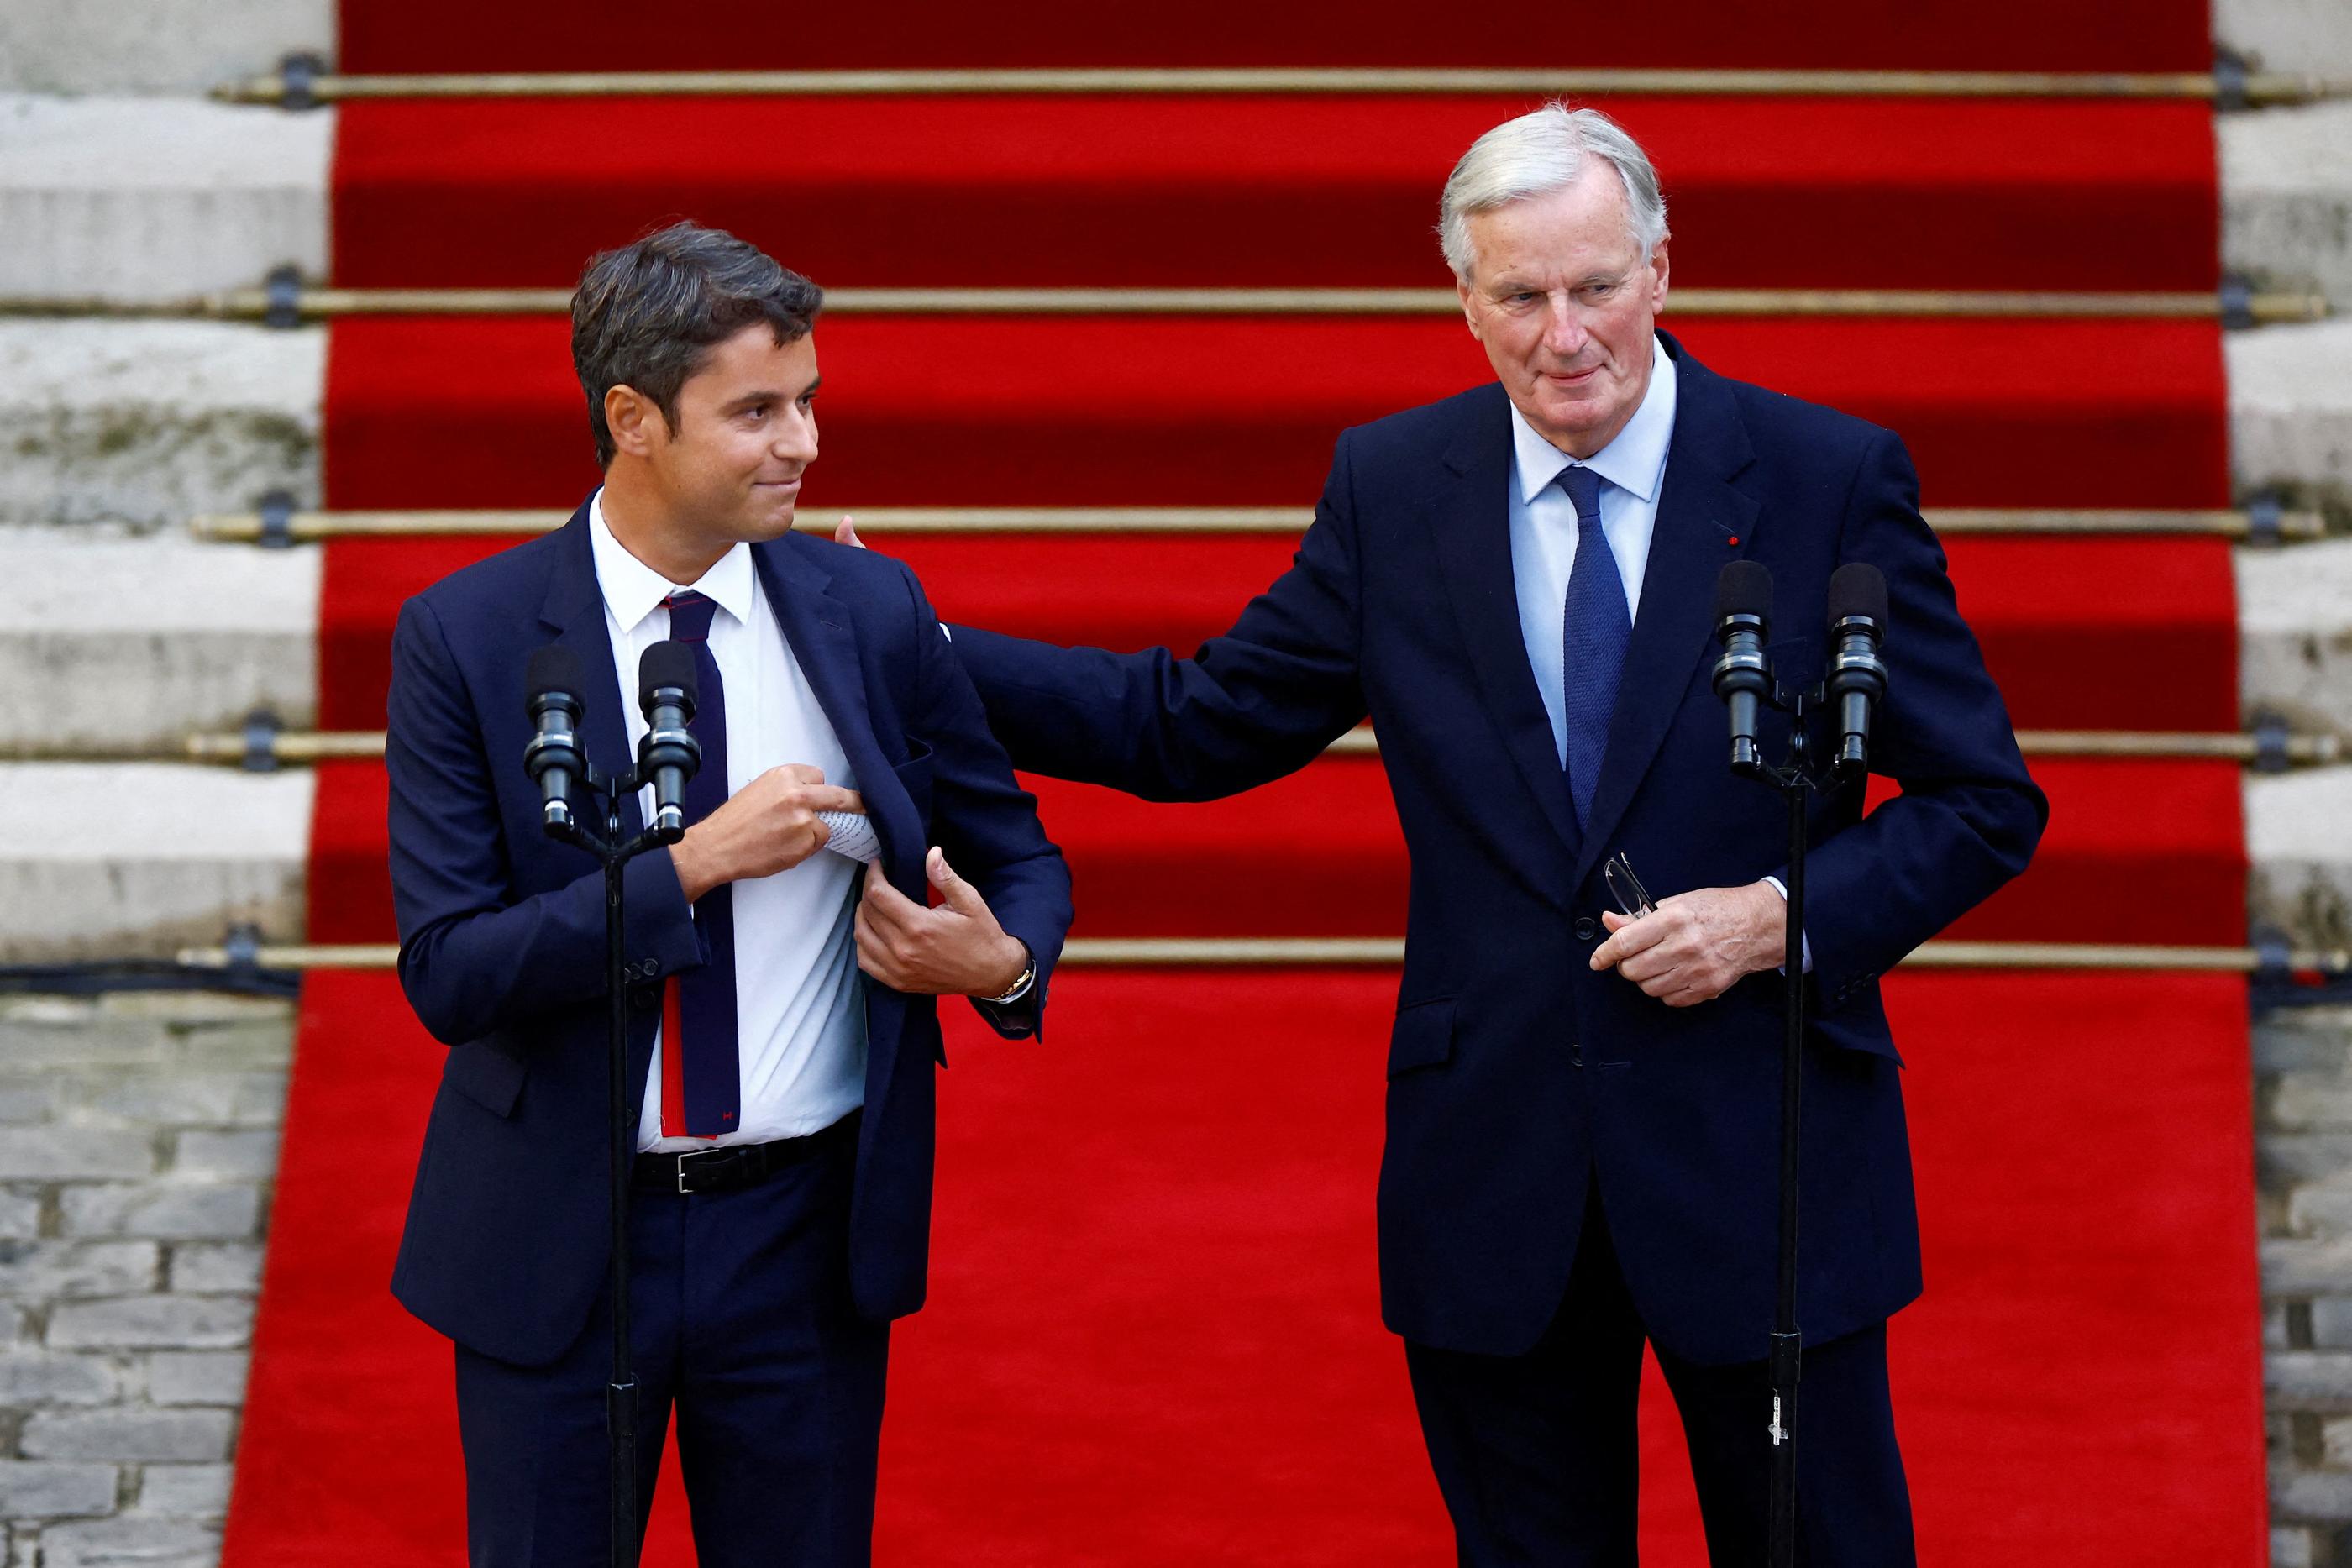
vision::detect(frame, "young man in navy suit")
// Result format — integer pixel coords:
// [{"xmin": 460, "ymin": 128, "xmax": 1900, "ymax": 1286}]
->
[
  {"xmin": 858, "ymin": 107, "xmax": 2045, "ymax": 1564},
  {"xmin": 383, "ymin": 222, "xmax": 1071, "ymax": 1567}
]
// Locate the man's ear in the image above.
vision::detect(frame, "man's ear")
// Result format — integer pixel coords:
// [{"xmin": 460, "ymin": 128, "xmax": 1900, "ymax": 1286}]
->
[
  {"xmin": 603, "ymin": 383, "xmax": 669, "ymax": 459},
  {"xmin": 1455, "ymin": 277, "xmax": 1483, "ymax": 343}
]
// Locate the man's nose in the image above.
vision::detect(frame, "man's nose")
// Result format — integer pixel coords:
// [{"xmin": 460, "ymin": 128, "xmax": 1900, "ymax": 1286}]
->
[
  {"xmin": 774, "ymin": 408, "xmax": 818, "ymax": 464},
  {"xmin": 1541, "ymin": 294, "xmax": 1589, "ymax": 356}
]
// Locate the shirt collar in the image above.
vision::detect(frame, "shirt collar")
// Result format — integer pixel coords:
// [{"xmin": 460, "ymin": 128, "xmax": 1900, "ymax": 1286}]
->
[
  {"xmin": 1509, "ymin": 334, "xmax": 1678, "ymax": 506},
  {"xmin": 587, "ymin": 488, "xmax": 757, "ymax": 635}
]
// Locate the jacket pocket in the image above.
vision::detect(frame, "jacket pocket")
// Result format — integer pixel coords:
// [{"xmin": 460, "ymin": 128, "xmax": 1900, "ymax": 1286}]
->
[
  {"xmin": 892, "ymin": 741, "xmax": 935, "ymax": 822},
  {"xmin": 1387, "ymin": 997, "xmax": 1457, "ymax": 1078},
  {"xmin": 444, "ymin": 1041, "xmax": 526, "ymax": 1119}
]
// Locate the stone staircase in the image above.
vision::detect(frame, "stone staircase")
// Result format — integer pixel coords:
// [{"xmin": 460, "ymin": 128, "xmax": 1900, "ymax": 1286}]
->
[{"xmin": 3, "ymin": 3, "xmax": 2351, "ymax": 1563}]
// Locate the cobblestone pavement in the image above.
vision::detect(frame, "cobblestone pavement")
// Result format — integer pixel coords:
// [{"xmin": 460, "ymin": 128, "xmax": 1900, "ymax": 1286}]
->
[
  {"xmin": 2262, "ymin": 1003, "xmax": 2352, "ymax": 1568},
  {"xmin": 0, "ymin": 990, "xmax": 290, "ymax": 1568}
]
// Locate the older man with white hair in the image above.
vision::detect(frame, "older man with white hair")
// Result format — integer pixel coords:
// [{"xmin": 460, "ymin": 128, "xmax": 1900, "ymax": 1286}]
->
[{"xmin": 911, "ymin": 105, "xmax": 2045, "ymax": 1562}]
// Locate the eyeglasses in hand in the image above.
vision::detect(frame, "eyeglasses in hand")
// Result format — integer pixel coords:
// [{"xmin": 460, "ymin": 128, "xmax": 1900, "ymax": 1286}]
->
[{"xmin": 1603, "ymin": 852, "xmax": 1657, "ymax": 920}]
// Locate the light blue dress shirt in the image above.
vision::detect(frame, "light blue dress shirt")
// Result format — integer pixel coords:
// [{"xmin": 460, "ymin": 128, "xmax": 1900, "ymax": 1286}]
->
[
  {"xmin": 1502, "ymin": 334, "xmax": 1809, "ymax": 968},
  {"xmin": 1506, "ymin": 333, "xmax": 1677, "ymax": 770}
]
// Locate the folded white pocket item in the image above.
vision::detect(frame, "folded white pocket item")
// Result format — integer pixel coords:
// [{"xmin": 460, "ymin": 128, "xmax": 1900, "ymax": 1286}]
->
[{"xmin": 818, "ymin": 810, "xmax": 881, "ymax": 865}]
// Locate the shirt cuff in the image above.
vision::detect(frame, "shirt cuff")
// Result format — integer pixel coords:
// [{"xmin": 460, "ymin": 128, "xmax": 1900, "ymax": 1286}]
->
[{"xmin": 1759, "ymin": 877, "xmax": 1814, "ymax": 975}]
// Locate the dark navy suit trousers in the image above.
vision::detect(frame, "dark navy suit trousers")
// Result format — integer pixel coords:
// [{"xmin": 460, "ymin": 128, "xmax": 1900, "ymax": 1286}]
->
[
  {"xmin": 1405, "ymin": 1188, "xmax": 1914, "ymax": 1567},
  {"xmin": 453, "ymin": 1123, "xmax": 887, "ymax": 1568}
]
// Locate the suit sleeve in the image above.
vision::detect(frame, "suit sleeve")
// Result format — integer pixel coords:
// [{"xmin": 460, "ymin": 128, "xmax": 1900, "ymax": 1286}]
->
[
  {"xmin": 946, "ymin": 428, "xmax": 1371, "ymax": 801},
  {"xmin": 386, "ymin": 595, "xmax": 702, "ymax": 1047},
  {"xmin": 896, "ymin": 561, "xmax": 1074, "ymax": 1039},
  {"xmin": 1795, "ymin": 429, "xmax": 2049, "ymax": 1001}
]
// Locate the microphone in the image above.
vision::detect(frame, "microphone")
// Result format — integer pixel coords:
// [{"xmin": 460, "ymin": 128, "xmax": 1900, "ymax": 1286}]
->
[
  {"xmin": 523, "ymin": 646, "xmax": 586, "ymax": 833},
  {"xmin": 636, "ymin": 642, "xmax": 701, "ymax": 842},
  {"xmin": 1825, "ymin": 562, "xmax": 1889, "ymax": 780},
  {"xmin": 1711, "ymin": 560, "xmax": 1774, "ymax": 774}
]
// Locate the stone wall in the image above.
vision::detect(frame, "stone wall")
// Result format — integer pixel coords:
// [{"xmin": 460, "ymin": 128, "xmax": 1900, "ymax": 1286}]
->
[{"xmin": 0, "ymin": 993, "xmax": 291, "ymax": 1568}]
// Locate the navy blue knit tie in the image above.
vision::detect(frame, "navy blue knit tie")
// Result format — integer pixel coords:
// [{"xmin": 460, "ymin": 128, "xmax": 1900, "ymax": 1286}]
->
[
  {"xmin": 1557, "ymin": 465, "xmax": 1630, "ymax": 831},
  {"xmin": 658, "ymin": 590, "xmax": 738, "ymax": 1139}
]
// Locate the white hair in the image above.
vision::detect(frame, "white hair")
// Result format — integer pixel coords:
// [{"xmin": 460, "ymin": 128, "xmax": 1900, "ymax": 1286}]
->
[{"xmin": 1438, "ymin": 103, "xmax": 1669, "ymax": 283}]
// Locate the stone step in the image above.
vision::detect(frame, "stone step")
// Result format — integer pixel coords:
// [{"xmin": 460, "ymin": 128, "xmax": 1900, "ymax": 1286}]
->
[
  {"xmin": 2217, "ymin": 0, "xmax": 2352, "ymax": 88},
  {"xmin": 0, "ymin": 765, "xmax": 310, "ymax": 962},
  {"xmin": 2229, "ymin": 318, "xmax": 2352, "ymax": 526},
  {"xmin": 0, "ymin": 758, "xmax": 2311, "ymax": 961},
  {"xmin": 2221, "ymin": 102, "xmax": 2352, "ymax": 311},
  {"xmin": 2240, "ymin": 537, "xmax": 2352, "ymax": 736},
  {"xmin": 0, "ymin": 529, "xmax": 2340, "ymax": 751},
  {"xmin": 0, "ymin": 93, "xmax": 2343, "ymax": 308},
  {"xmin": 0, "ymin": 532, "xmax": 318, "ymax": 747},
  {"xmin": 0, "ymin": 320, "xmax": 322, "ymax": 534},
  {"xmin": 0, "ymin": 1, "xmax": 329, "ymax": 96},
  {"xmin": 4, "ymin": 527, "xmax": 2348, "ymax": 749},
  {"xmin": 0, "ymin": 94, "xmax": 330, "ymax": 305},
  {"xmin": 2251, "ymin": 768, "xmax": 2352, "ymax": 949}
]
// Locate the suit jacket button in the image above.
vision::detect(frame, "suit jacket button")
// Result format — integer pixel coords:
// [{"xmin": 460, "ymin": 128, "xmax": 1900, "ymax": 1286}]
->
[
  {"xmin": 632, "ymin": 989, "xmax": 657, "ymax": 1012},
  {"xmin": 1569, "ymin": 1041, "xmax": 1584, "ymax": 1069},
  {"xmin": 1573, "ymin": 917, "xmax": 1598, "ymax": 942}
]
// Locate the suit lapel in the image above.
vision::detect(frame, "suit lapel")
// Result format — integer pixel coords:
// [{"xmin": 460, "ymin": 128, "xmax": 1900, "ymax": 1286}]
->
[
  {"xmin": 1570, "ymin": 343, "xmax": 1761, "ymax": 892},
  {"xmin": 748, "ymin": 537, "xmax": 928, "ymax": 1115},
  {"xmin": 750, "ymin": 538, "xmax": 922, "ymax": 889},
  {"xmin": 1428, "ymin": 386, "xmax": 1580, "ymax": 858},
  {"xmin": 535, "ymin": 505, "xmax": 641, "ymax": 839}
]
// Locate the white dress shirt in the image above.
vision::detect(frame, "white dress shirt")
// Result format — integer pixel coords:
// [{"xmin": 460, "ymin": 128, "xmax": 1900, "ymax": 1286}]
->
[
  {"xmin": 588, "ymin": 491, "xmax": 867, "ymax": 1151},
  {"xmin": 1501, "ymin": 337, "xmax": 1809, "ymax": 969}
]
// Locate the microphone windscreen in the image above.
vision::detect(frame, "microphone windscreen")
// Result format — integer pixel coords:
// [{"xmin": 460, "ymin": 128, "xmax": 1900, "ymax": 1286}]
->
[
  {"xmin": 1714, "ymin": 559, "xmax": 1773, "ymax": 624},
  {"xmin": 1826, "ymin": 562, "xmax": 1889, "ymax": 628},
  {"xmin": 527, "ymin": 644, "xmax": 584, "ymax": 703},
  {"xmin": 638, "ymin": 641, "xmax": 700, "ymax": 708}
]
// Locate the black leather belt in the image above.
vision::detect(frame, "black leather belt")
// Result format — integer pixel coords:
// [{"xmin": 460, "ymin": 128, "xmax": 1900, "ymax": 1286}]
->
[{"xmin": 633, "ymin": 1110, "xmax": 860, "ymax": 1196}]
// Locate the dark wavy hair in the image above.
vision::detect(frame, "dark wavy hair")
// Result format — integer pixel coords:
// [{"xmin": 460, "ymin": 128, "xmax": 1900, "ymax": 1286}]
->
[{"xmin": 570, "ymin": 221, "xmax": 824, "ymax": 468}]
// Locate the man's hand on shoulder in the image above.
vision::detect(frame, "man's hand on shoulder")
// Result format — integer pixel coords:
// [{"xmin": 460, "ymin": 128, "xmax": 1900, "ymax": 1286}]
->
[
  {"xmin": 854, "ymin": 848, "xmax": 1029, "ymax": 997},
  {"xmin": 669, "ymin": 764, "xmax": 865, "ymax": 904},
  {"xmin": 1590, "ymin": 882, "xmax": 1786, "ymax": 1008}
]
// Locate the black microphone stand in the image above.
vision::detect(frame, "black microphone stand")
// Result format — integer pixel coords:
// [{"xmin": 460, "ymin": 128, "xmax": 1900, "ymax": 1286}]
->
[
  {"xmin": 1728, "ymin": 682, "xmax": 1856, "ymax": 1568},
  {"xmin": 535, "ymin": 758, "xmax": 685, "ymax": 1568}
]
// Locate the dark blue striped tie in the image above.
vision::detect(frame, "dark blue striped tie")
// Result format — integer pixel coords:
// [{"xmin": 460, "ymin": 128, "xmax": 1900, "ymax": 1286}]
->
[
  {"xmin": 1557, "ymin": 465, "xmax": 1631, "ymax": 831},
  {"xmin": 659, "ymin": 590, "xmax": 739, "ymax": 1138}
]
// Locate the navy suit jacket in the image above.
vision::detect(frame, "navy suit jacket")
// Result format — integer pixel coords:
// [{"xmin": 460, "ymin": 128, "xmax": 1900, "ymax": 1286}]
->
[
  {"xmin": 950, "ymin": 334, "xmax": 2045, "ymax": 1364},
  {"xmin": 385, "ymin": 503, "xmax": 1072, "ymax": 1366}
]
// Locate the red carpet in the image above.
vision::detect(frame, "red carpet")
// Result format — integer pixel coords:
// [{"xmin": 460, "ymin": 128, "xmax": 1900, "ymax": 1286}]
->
[
  {"xmin": 223, "ymin": 9, "xmax": 2265, "ymax": 1561},
  {"xmin": 302, "ymin": 753, "xmax": 2244, "ymax": 950},
  {"xmin": 313, "ymin": 532, "xmax": 2240, "ymax": 737},
  {"xmin": 224, "ymin": 970, "xmax": 2263, "ymax": 1565},
  {"xmin": 333, "ymin": 97, "xmax": 2217, "ymax": 291},
  {"xmin": 323, "ymin": 316, "xmax": 2229, "ymax": 511},
  {"xmin": 339, "ymin": 0, "xmax": 2212, "ymax": 75}
]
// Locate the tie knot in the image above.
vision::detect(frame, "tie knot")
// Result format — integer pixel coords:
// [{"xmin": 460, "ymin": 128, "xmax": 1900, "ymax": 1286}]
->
[
  {"xmin": 663, "ymin": 590, "xmax": 718, "ymax": 643},
  {"xmin": 1555, "ymin": 464, "xmax": 1605, "ymax": 524}
]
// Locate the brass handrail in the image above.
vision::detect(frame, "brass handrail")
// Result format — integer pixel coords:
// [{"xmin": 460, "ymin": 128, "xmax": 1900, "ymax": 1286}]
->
[
  {"xmin": 9, "ymin": 285, "xmax": 2328, "ymax": 326},
  {"xmin": 14, "ymin": 724, "xmax": 2330, "ymax": 768},
  {"xmin": 188, "ymin": 505, "xmax": 2331, "ymax": 543},
  {"xmin": 207, "ymin": 65, "xmax": 2351, "ymax": 107},
  {"xmin": 169, "ymin": 936, "xmax": 2352, "ymax": 975}
]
